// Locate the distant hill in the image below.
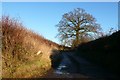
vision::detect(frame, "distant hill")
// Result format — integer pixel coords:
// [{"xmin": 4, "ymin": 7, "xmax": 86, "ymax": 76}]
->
[{"xmin": 76, "ymin": 30, "xmax": 120, "ymax": 75}]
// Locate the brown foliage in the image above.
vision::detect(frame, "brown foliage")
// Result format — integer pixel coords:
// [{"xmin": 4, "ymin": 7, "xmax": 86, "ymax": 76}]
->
[{"xmin": 1, "ymin": 16, "xmax": 60, "ymax": 78}]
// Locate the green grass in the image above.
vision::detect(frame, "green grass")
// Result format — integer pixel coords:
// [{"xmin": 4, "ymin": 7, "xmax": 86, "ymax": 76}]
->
[
  {"xmin": 3, "ymin": 57, "xmax": 51, "ymax": 78},
  {"xmin": 12, "ymin": 57, "xmax": 51, "ymax": 78}
]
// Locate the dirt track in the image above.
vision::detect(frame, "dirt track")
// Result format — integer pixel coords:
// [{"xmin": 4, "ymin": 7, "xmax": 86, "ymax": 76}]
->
[{"xmin": 41, "ymin": 51, "xmax": 119, "ymax": 79}]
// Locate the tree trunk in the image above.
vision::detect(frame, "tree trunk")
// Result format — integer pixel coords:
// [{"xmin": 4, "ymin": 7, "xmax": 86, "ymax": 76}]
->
[
  {"xmin": 76, "ymin": 30, "xmax": 79, "ymax": 46},
  {"xmin": 75, "ymin": 25, "xmax": 80, "ymax": 47}
]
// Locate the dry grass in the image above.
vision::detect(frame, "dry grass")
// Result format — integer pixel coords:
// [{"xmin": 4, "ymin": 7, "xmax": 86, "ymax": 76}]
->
[
  {"xmin": 0, "ymin": 18, "xmax": 2, "ymax": 79},
  {"xmin": 1, "ymin": 16, "xmax": 60, "ymax": 78}
]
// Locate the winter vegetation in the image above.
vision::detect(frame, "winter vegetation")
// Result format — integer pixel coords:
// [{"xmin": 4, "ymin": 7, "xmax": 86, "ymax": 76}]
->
[
  {"xmin": 1, "ymin": 7, "xmax": 119, "ymax": 78},
  {"xmin": 75, "ymin": 30, "xmax": 120, "ymax": 75},
  {"xmin": 56, "ymin": 8, "xmax": 103, "ymax": 48},
  {"xmin": 1, "ymin": 16, "xmax": 62, "ymax": 78},
  {"xmin": 55, "ymin": 8, "xmax": 119, "ymax": 77}
]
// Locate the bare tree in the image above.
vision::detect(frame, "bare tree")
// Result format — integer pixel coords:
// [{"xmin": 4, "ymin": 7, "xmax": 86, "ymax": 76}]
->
[
  {"xmin": 56, "ymin": 8, "xmax": 102, "ymax": 47},
  {"xmin": 107, "ymin": 28, "xmax": 118, "ymax": 35}
]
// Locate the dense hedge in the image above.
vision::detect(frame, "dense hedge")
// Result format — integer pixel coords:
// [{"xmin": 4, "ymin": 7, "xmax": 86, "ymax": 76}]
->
[
  {"xmin": 1, "ymin": 16, "xmax": 60, "ymax": 78},
  {"xmin": 75, "ymin": 30, "xmax": 120, "ymax": 75}
]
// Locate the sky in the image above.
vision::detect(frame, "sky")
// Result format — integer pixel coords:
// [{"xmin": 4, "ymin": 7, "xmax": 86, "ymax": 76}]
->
[
  {"xmin": 118, "ymin": 2, "xmax": 120, "ymax": 30},
  {"xmin": 2, "ymin": 2, "xmax": 118, "ymax": 44},
  {"xmin": 1, "ymin": 0, "xmax": 119, "ymax": 2}
]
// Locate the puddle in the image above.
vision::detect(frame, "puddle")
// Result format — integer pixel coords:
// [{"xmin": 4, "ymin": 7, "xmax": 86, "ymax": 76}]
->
[{"xmin": 54, "ymin": 65, "xmax": 70, "ymax": 75}]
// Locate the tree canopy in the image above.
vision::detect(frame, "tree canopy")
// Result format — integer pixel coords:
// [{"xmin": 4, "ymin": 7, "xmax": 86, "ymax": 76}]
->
[{"xmin": 56, "ymin": 8, "xmax": 102, "ymax": 47}]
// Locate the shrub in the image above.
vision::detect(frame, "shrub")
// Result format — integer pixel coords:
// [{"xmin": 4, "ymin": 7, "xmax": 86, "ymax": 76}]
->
[
  {"xmin": 75, "ymin": 30, "xmax": 120, "ymax": 75},
  {"xmin": 1, "ymin": 16, "xmax": 60, "ymax": 78}
]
